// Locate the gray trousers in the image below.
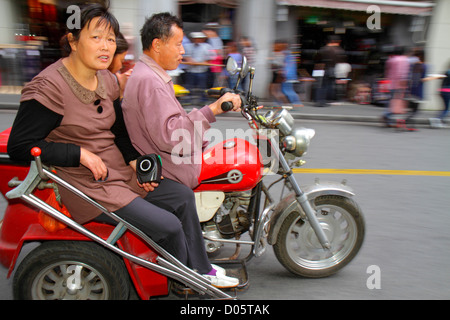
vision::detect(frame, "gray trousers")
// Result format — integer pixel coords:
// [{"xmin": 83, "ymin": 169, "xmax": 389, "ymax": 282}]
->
[{"xmin": 114, "ymin": 178, "xmax": 212, "ymax": 274}]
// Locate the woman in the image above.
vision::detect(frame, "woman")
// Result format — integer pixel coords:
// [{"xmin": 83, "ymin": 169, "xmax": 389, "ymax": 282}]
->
[
  {"xmin": 7, "ymin": 3, "xmax": 237, "ymax": 288},
  {"xmin": 108, "ymin": 32, "xmax": 131, "ymax": 98}
]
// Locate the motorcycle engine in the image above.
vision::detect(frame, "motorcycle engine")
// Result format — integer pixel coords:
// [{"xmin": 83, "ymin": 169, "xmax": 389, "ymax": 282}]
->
[
  {"xmin": 203, "ymin": 223, "xmax": 223, "ymax": 253},
  {"xmin": 202, "ymin": 193, "xmax": 252, "ymax": 253}
]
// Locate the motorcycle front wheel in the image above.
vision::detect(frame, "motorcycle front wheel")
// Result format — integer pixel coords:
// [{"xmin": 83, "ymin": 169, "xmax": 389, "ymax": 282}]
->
[
  {"xmin": 13, "ymin": 241, "xmax": 131, "ymax": 300},
  {"xmin": 273, "ymin": 195, "xmax": 365, "ymax": 278}
]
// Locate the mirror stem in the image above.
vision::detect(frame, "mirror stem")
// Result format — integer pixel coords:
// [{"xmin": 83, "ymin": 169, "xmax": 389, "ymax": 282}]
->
[{"xmin": 247, "ymin": 68, "xmax": 255, "ymax": 99}]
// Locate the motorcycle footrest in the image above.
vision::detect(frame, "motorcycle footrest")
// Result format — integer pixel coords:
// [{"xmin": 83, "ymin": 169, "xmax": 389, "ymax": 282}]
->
[
  {"xmin": 169, "ymin": 260, "xmax": 249, "ymax": 299},
  {"xmin": 212, "ymin": 259, "xmax": 249, "ymax": 290}
]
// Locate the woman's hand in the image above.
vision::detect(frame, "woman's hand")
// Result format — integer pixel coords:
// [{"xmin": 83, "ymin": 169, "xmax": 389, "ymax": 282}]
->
[
  {"xmin": 137, "ymin": 180, "xmax": 160, "ymax": 192},
  {"xmin": 129, "ymin": 159, "xmax": 162, "ymax": 192},
  {"xmin": 116, "ymin": 69, "xmax": 132, "ymax": 98},
  {"xmin": 80, "ymin": 147, "xmax": 108, "ymax": 181}
]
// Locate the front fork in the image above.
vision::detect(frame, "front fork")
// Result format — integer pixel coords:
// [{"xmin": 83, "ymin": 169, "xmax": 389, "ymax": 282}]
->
[{"xmin": 274, "ymin": 143, "xmax": 331, "ymax": 250}]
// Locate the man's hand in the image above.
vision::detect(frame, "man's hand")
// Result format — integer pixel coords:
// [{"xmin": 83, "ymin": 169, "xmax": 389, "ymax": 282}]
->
[{"xmin": 208, "ymin": 92, "xmax": 242, "ymax": 115}]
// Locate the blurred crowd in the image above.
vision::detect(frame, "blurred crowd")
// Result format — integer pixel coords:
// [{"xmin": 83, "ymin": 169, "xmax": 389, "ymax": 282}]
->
[
  {"xmin": 0, "ymin": 20, "xmax": 448, "ymax": 127},
  {"xmin": 381, "ymin": 46, "xmax": 449, "ymax": 129}
]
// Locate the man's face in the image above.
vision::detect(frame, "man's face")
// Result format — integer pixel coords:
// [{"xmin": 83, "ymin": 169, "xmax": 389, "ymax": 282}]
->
[{"xmin": 158, "ymin": 25, "xmax": 185, "ymax": 71}]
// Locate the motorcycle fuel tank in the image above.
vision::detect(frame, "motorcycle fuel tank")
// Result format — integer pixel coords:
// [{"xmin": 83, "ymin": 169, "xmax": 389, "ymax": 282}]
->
[{"xmin": 195, "ymin": 138, "xmax": 263, "ymax": 192}]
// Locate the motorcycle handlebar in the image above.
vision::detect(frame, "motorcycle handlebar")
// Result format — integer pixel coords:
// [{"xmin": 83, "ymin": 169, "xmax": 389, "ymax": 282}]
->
[
  {"xmin": 206, "ymin": 88, "xmax": 245, "ymax": 112},
  {"xmin": 206, "ymin": 87, "xmax": 232, "ymax": 97},
  {"xmin": 221, "ymin": 101, "xmax": 234, "ymax": 112}
]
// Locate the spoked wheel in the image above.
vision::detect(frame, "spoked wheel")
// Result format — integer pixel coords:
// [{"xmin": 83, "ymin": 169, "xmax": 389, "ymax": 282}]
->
[
  {"xmin": 274, "ymin": 195, "xmax": 365, "ymax": 278},
  {"xmin": 13, "ymin": 241, "xmax": 131, "ymax": 300}
]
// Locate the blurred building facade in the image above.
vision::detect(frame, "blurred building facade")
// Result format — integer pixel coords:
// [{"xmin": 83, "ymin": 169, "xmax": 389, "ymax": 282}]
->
[{"xmin": 0, "ymin": 0, "xmax": 448, "ymax": 110}]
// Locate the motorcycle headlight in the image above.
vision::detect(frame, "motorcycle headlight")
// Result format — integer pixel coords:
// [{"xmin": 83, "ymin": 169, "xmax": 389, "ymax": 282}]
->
[
  {"xmin": 282, "ymin": 128, "xmax": 315, "ymax": 157},
  {"xmin": 264, "ymin": 109, "xmax": 294, "ymax": 136}
]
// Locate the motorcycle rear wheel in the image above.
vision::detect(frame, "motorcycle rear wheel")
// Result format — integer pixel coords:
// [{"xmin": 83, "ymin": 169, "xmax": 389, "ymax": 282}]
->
[
  {"xmin": 273, "ymin": 195, "xmax": 365, "ymax": 278},
  {"xmin": 13, "ymin": 241, "xmax": 131, "ymax": 300}
]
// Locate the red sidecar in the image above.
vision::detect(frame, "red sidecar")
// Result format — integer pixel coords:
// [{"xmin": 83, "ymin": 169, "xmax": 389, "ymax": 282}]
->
[{"xmin": 0, "ymin": 128, "xmax": 168, "ymax": 299}]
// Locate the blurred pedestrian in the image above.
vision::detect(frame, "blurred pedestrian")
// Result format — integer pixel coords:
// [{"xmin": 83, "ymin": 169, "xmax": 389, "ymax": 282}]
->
[
  {"xmin": 184, "ymin": 32, "xmax": 213, "ymax": 103},
  {"xmin": 218, "ymin": 11, "xmax": 232, "ymax": 43},
  {"xmin": 281, "ymin": 44, "xmax": 303, "ymax": 107},
  {"xmin": 202, "ymin": 23, "xmax": 224, "ymax": 88},
  {"xmin": 334, "ymin": 55, "xmax": 352, "ymax": 102},
  {"xmin": 382, "ymin": 47, "xmax": 410, "ymax": 127},
  {"xmin": 403, "ymin": 49, "xmax": 427, "ymax": 130},
  {"xmin": 429, "ymin": 61, "xmax": 450, "ymax": 128},
  {"xmin": 178, "ymin": 35, "xmax": 192, "ymax": 86},
  {"xmin": 269, "ymin": 41, "xmax": 289, "ymax": 104},
  {"xmin": 316, "ymin": 35, "xmax": 345, "ymax": 107},
  {"xmin": 239, "ymin": 36, "xmax": 256, "ymax": 90},
  {"xmin": 225, "ymin": 41, "xmax": 243, "ymax": 90}
]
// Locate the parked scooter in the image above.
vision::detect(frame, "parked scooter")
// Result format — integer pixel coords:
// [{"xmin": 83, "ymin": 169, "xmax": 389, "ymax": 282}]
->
[{"xmin": 0, "ymin": 56, "xmax": 365, "ymax": 300}]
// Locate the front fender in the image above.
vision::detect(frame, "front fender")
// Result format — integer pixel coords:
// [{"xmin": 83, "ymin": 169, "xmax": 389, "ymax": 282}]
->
[{"xmin": 267, "ymin": 180, "xmax": 354, "ymax": 245}]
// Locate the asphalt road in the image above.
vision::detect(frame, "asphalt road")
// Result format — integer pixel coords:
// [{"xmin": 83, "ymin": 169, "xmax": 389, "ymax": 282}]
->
[
  {"xmin": 1, "ymin": 111, "xmax": 450, "ymax": 301},
  {"xmin": 209, "ymin": 116, "xmax": 450, "ymax": 300}
]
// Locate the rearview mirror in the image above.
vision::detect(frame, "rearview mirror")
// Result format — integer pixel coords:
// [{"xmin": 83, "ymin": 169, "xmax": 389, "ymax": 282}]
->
[
  {"xmin": 240, "ymin": 56, "xmax": 250, "ymax": 78},
  {"xmin": 226, "ymin": 57, "xmax": 239, "ymax": 76},
  {"xmin": 226, "ymin": 56, "xmax": 251, "ymax": 79}
]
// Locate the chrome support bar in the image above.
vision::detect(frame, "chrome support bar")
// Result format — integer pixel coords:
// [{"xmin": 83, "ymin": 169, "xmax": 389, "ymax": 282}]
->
[{"xmin": 9, "ymin": 161, "xmax": 233, "ymax": 299}]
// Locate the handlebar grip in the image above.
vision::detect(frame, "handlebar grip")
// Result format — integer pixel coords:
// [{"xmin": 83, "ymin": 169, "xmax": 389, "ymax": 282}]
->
[
  {"xmin": 206, "ymin": 88, "xmax": 223, "ymax": 97},
  {"xmin": 221, "ymin": 101, "xmax": 233, "ymax": 112},
  {"xmin": 31, "ymin": 147, "xmax": 41, "ymax": 157}
]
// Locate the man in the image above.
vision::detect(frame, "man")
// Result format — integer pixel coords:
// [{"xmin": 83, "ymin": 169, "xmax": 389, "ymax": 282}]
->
[
  {"xmin": 183, "ymin": 32, "xmax": 213, "ymax": 102},
  {"xmin": 123, "ymin": 13, "xmax": 241, "ymax": 189},
  {"xmin": 316, "ymin": 35, "xmax": 345, "ymax": 107},
  {"xmin": 121, "ymin": 12, "xmax": 241, "ymax": 288}
]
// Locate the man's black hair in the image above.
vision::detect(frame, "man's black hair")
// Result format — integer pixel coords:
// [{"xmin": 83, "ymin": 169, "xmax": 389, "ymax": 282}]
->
[{"xmin": 140, "ymin": 12, "xmax": 183, "ymax": 50}]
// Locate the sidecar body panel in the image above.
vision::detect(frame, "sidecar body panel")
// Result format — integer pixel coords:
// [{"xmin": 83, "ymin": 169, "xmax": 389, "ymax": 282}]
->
[{"xmin": 0, "ymin": 128, "xmax": 168, "ymax": 299}]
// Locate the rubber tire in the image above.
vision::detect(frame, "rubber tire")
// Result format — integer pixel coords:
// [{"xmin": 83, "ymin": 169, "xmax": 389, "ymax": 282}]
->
[
  {"xmin": 273, "ymin": 195, "xmax": 365, "ymax": 278},
  {"xmin": 13, "ymin": 241, "xmax": 131, "ymax": 300}
]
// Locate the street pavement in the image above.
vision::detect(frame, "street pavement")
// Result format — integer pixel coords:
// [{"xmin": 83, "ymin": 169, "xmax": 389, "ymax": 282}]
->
[
  {"xmin": 1, "ymin": 94, "xmax": 449, "ymax": 301},
  {"xmin": 0, "ymin": 92, "xmax": 447, "ymax": 128},
  {"xmin": 202, "ymin": 99, "xmax": 446, "ymax": 128}
]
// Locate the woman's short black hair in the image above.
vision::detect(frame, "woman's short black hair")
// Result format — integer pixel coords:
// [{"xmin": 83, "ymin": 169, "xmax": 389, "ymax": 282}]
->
[
  {"xmin": 60, "ymin": 2, "xmax": 120, "ymax": 57},
  {"xmin": 140, "ymin": 12, "xmax": 183, "ymax": 51}
]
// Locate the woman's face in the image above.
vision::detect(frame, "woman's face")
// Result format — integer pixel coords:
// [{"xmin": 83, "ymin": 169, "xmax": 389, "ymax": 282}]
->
[
  {"xmin": 70, "ymin": 17, "xmax": 117, "ymax": 71},
  {"xmin": 109, "ymin": 51, "xmax": 127, "ymax": 74}
]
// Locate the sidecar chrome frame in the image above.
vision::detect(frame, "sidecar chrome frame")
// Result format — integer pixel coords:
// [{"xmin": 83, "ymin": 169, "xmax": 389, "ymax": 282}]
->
[{"xmin": 6, "ymin": 161, "xmax": 233, "ymax": 300}]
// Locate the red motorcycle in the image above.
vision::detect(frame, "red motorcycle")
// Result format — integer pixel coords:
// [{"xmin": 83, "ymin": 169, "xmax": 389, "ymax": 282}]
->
[{"xmin": 0, "ymin": 56, "xmax": 365, "ymax": 300}]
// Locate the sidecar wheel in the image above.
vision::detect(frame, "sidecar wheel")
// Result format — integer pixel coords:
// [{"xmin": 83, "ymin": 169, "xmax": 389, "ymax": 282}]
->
[
  {"xmin": 13, "ymin": 241, "xmax": 131, "ymax": 300},
  {"xmin": 273, "ymin": 195, "xmax": 365, "ymax": 278}
]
